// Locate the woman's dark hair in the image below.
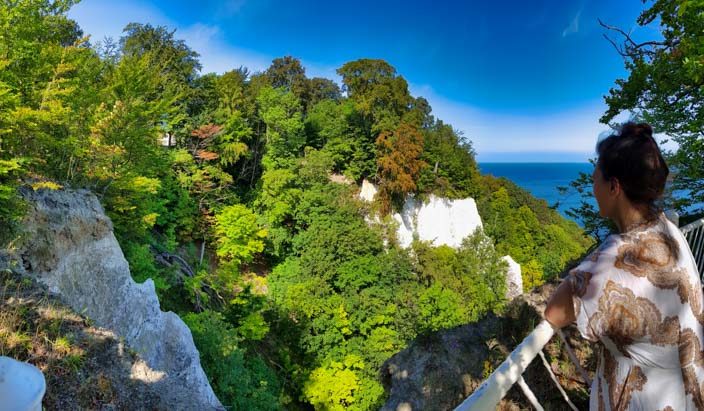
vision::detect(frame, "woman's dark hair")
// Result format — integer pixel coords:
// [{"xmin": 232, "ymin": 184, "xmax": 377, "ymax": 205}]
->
[{"xmin": 596, "ymin": 122, "xmax": 669, "ymax": 205}]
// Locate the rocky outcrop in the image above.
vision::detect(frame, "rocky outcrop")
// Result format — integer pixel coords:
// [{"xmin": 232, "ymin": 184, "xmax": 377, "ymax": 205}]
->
[
  {"xmin": 359, "ymin": 180, "xmax": 483, "ymax": 248},
  {"xmin": 381, "ymin": 283, "xmax": 593, "ymax": 410},
  {"xmin": 392, "ymin": 196, "xmax": 483, "ymax": 249},
  {"xmin": 501, "ymin": 256, "xmax": 523, "ymax": 299},
  {"xmin": 359, "ymin": 179, "xmax": 378, "ymax": 202},
  {"xmin": 359, "ymin": 180, "xmax": 522, "ymax": 299},
  {"xmin": 10, "ymin": 188, "xmax": 223, "ymax": 410}
]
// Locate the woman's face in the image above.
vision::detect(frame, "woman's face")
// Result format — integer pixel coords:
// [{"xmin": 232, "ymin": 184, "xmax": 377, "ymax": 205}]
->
[{"xmin": 592, "ymin": 164, "xmax": 614, "ymax": 218}]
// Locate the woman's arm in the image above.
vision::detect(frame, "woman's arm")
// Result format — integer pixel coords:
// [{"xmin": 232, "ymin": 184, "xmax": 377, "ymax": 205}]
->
[{"xmin": 544, "ymin": 278, "xmax": 576, "ymax": 328}]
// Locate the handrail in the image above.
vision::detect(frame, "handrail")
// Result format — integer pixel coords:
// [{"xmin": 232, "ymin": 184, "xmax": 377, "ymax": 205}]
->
[
  {"xmin": 454, "ymin": 220, "xmax": 704, "ymax": 410},
  {"xmin": 681, "ymin": 217, "xmax": 704, "ymax": 280},
  {"xmin": 454, "ymin": 321, "xmax": 555, "ymax": 411}
]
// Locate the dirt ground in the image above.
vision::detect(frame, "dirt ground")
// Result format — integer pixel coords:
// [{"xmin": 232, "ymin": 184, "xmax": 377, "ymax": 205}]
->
[{"xmin": 0, "ymin": 269, "xmax": 163, "ymax": 410}]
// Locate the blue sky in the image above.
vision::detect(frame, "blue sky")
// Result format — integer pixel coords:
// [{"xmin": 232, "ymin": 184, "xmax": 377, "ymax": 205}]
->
[{"xmin": 68, "ymin": 0, "xmax": 657, "ymax": 162}]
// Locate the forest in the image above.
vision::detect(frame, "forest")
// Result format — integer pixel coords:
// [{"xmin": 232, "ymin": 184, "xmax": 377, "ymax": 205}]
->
[{"xmin": 0, "ymin": 0, "xmax": 699, "ymax": 409}]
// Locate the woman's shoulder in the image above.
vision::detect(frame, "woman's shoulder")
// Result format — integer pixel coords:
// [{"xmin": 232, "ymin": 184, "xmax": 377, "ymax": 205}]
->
[{"xmin": 584, "ymin": 234, "xmax": 622, "ymax": 262}]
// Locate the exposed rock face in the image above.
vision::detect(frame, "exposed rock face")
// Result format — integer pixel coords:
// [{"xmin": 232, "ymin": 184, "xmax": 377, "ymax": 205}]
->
[
  {"xmin": 359, "ymin": 180, "xmax": 522, "ymax": 300},
  {"xmin": 381, "ymin": 284, "xmax": 593, "ymax": 411},
  {"xmin": 380, "ymin": 314, "xmax": 501, "ymax": 411},
  {"xmin": 13, "ymin": 188, "xmax": 223, "ymax": 410},
  {"xmin": 359, "ymin": 179, "xmax": 378, "ymax": 202},
  {"xmin": 501, "ymin": 256, "xmax": 523, "ymax": 299},
  {"xmin": 359, "ymin": 180, "xmax": 483, "ymax": 248},
  {"xmin": 392, "ymin": 196, "xmax": 483, "ymax": 249}
]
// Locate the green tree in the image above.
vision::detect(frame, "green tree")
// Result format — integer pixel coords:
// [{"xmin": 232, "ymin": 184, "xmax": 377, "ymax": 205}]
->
[
  {"xmin": 417, "ymin": 283, "xmax": 468, "ymax": 332},
  {"xmin": 120, "ymin": 23, "xmax": 201, "ymax": 86},
  {"xmin": 303, "ymin": 356, "xmax": 364, "ymax": 410},
  {"xmin": 308, "ymin": 77, "xmax": 341, "ymax": 106},
  {"xmin": 184, "ymin": 310, "xmax": 282, "ymax": 410},
  {"xmin": 417, "ymin": 121, "xmax": 481, "ymax": 198},
  {"xmin": 305, "ymin": 99, "xmax": 375, "ymax": 179},
  {"xmin": 600, "ymin": 0, "xmax": 704, "ymax": 213},
  {"xmin": 257, "ymin": 86, "xmax": 305, "ymax": 170},
  {"xmin": 214, "ymin": 204, "xmax": 267, "ymax": 266},
  {"xmin": 337, "ymin": 59, "xmax": 413, "ymax": 134},
  {"xmin": 264, "ymin": 56, "xmax": 310, "ymax": 107}
]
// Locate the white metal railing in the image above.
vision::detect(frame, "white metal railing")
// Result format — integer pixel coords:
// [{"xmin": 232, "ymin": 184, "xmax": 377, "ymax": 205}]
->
[
  {"xmin": 455, "ymin": 218, "xmax": 704, "ymax": 410},
  {"xmin": 682, "ymin": 217, "xmax": 704, "ymax": 280},
  {"xmin": 454, "ymin": 321, "xmax": 555, "ymax": 411}
]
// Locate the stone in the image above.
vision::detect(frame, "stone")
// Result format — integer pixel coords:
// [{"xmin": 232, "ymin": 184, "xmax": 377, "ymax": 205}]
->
[
  {"xmin": 14, "ymin": 188, "xmax": 223, "ymax": 410},
  {"xmin": 392, "ymin": 195, "xmax": 483, "ymax": 249},
  {"xmin": 359, "ymin": 179, "xmax": 378, "ymax": 202},
  {"xmin": 358, "ymin": 180, "xmax": 520, "ymax": 300},
  {"xmin": 501, "ymin": 255, "xmax": 523, "ymax": 299}
]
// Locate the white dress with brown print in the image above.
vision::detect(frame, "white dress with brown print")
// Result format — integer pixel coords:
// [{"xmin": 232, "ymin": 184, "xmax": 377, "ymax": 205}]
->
[{"xmin": 570, "ymin": 213, "xmax": 704, "ymax": 410}]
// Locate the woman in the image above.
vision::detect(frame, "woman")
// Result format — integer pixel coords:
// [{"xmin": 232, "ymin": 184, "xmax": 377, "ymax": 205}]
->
[{"xmin": 545, "ymin": 123, "xmax": 704, "ymax": 410}]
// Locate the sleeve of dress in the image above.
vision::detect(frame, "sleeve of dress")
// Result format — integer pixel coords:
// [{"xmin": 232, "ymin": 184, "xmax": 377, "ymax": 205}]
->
[{"xmin": 569, "ymin": 240, "xmax": 614, "ymax": 342}]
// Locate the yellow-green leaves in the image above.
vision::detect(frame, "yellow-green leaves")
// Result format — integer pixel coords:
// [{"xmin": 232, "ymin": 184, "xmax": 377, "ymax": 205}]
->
[{"xmin": 214, "ymin": 204, "xmax": 267, "ymax": 266}]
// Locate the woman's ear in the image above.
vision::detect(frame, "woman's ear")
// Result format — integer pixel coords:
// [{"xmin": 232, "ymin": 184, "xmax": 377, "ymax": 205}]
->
[{"xmin": 610, "ymin": 177, "xmax": 621, "ymax": 197}]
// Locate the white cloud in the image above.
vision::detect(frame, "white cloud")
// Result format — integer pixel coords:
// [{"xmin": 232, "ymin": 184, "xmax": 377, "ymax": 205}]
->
[
  {"xmin": 217, "ymin": 0, "xmax": 247, "ymax": 17},
  {"xmin": 562, "ymin": 9, "xmax": 582, "ymax": 37},
  {"xmin": 176, "ymin": 23, "xmax": 272, "ymax": 74},
  {"xmin": 409, "ymin": 83, "xmax": 615, "ymax": 161},
  {"xmin": 68, "ymin": 0, "xmax": 274, "ymax": 74},
  {"xmin": 69, "ymin": 1, "xmax": 340, "ymax": 77}
]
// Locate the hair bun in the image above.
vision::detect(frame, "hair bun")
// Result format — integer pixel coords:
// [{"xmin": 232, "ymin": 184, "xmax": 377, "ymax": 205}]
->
[
  {"xmin": 596, "ymin": 121, "xmax": 668, "ymax": 206},
  {"xmin": 623, "ymin": 122, "xmax": 653, "ymax": 141}
]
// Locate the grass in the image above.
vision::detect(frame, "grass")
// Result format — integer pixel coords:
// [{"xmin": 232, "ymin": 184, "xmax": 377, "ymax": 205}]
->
[{"xmin": 0, "ymin": 269, "xmax": 161, "ymax": 409}]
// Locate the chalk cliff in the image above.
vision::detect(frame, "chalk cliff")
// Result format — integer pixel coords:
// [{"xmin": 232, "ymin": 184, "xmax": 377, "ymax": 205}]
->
[
  {"xmin": 359, "ymin": 180, "xmax": 523, "ymax": 297},
  {"xmin": 10, "ymin": 188, "xmax": 223, "ymax": 410}
]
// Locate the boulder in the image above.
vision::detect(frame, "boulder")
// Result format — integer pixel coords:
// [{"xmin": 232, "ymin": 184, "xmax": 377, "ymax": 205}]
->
[{"xmin": 359, "ymin": 179, "xmax": 378, "ymax": 202}]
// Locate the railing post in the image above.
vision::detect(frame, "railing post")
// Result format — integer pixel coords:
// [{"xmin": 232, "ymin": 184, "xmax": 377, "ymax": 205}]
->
[{"xmin": 454, "ymin": 320, "xmax": 555, "ymax": 411}]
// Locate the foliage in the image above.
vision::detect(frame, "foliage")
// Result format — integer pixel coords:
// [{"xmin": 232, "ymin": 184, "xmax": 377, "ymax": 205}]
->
[
  {"xmin": 184, "ymin": 310, "xmax": 282, "ymax": 410},
  {"xmin": 477, "ymin": 176, "xmax": 592, "ymax": 287},
  {"xmin": 417, "ymin": 121, "xmax": 481, "ymax": 199},
  {"xmin": 302, "ymin": 356, "xmax": 364, "ymax": 410},
  {"xmin": 375, "ymin": 122, "xmax": 427, "ymax": 212},
  {"xmin": 337, "ymin": 59, "xmax": 414, "ymax": 134},
  {"xmin": 0, "ymin": 158, "xmax": 24, "ymax": 244},
  {"xmin": 257, "ymin": 86, "xmax": 305, "ymax": 170},
  {"xmin": 214, "ymin": 204, "xmax": 267, "ymax": 266},
  {"xmin": 305, "ymin": 99, "xmax": 375, "ymax": 180},
  {"xmin": 0, "ymin": 3, "xmax": 595, "ymax": 409},
  {"xmin": 600, "ymin": 0, "xmax": 704, "ymax": 214}
]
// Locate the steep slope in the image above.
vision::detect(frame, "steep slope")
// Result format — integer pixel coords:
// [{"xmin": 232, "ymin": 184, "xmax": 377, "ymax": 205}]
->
[
  {"xmin": 2, "ymin": 188, "xmax": 222, "ymax": 410},
  {"xmin": 380, "ymin": 282, "xmax": 595, "ymax": 410},
  {"xmin": 0, "ymin": 268, "xmax": 163, "ymax": 409}
]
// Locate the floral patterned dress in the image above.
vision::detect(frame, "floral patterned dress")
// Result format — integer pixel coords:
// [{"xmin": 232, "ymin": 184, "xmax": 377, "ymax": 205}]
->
[{"xmin": 570, "ymin": 213, "xmax": 704, "ymax": 410}]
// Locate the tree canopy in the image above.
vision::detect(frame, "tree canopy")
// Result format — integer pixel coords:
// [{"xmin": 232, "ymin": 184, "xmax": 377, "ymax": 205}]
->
[{"xmin": 0, "ymin": 2, "xmax": 595, "ymax": 408}]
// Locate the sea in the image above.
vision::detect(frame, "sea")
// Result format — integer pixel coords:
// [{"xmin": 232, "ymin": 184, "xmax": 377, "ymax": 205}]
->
[{"xmin": 478, "ymin": 162, "xmax": 595, "ymax": 223}]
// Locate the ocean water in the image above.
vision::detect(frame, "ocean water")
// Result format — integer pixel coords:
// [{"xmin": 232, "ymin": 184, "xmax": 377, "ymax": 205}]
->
[{"xmin": 478, "ymin": 162, "xmax": 596, "ymax": 221}]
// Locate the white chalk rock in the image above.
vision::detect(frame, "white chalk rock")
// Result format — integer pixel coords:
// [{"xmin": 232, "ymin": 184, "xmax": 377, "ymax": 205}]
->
[
  {"xmin": 15, "ymin": 188, "xmax": 223, "ymax": 410},
  {"xmin": 393, "ymin": 195, "xmax": 483, "ymax": 249},
  {"xmin": 501, "ymin": 255, "xmax": 523, "ymax": 299},
  {"xmin": 358, "ymin": 180, "xmax": 521, "ymax": 299},
  {"xmin": 359, "ymin": 179, "xmax": 378, "ymax": 202}
]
